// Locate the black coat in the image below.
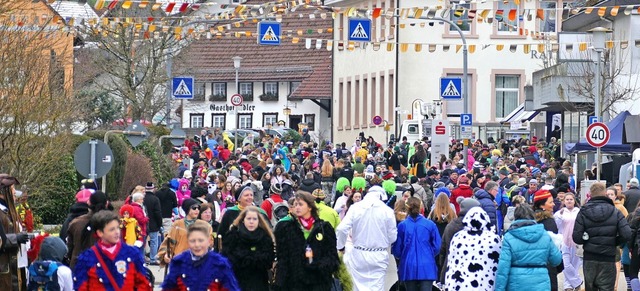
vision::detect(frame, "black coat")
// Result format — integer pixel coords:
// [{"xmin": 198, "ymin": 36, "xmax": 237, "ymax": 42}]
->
[
  {"xmin": 156, "ymin": 187, "xmax": 178, "ymax": 219},
  {"xmin": 299, "ymin": 179, "xmax": 321, "ymax": 194},
  {"xmin": 143, "ymin": 191, "xmax": 163, "ymax": 232},
  {"xmin": 221, "ymin": 226, "xmax": 275, "ymax": 291},
  {"xmin": 624, "ymin": 187, "xmax": 640, "ymax": 215},
  {"xmin": 59, "ymin": 202, "xmax": 89, "ymax": 241},
  {"xmin": 573, "ymin": 196, "xmax": 632, "ymax": 262},
  {"xmin": 273, "ymin": 216, "xmax": 340, "ymax": 291}
]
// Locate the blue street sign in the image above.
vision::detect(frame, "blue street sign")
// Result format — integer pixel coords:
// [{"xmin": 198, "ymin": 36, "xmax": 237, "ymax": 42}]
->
[
  {"xmin": 461, "ymin": 114, "xmax": 473, "ymax": 126},
  {"xmin": 440, "ymin": 77, "xmax": 462, "ymax": 99},
  {"xmin": 257, "ymin": 21, "xmax": 281, "ymax": 46},
  {"xmin": 348, "ymin": 19, "xmax": 371, "ymax": 42},
  {"xmin": 172, "ymin": 77, "xmax": 194, "ymax": 99},
  {"xmin": 588, "ymin": 116, "xmax": 599, "ymax": 125}
]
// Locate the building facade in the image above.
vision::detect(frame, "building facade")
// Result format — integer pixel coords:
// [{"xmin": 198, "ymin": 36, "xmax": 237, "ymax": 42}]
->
[{"xmin": 330, "ymin": 0, "xmax": 566, "ymax": 144}]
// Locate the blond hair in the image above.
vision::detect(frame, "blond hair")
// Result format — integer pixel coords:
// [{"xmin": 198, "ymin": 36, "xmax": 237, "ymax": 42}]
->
[
  {"xmin": 590, "ymin": 182, "xmax": 606, "ymax": 197},
  {"xmin": 428, "ymin": 193, "xmax": 457, "ymax": 223},
  {"xmin": 321, "ymin": 159, "xmax": 334, "ymax": 177}
]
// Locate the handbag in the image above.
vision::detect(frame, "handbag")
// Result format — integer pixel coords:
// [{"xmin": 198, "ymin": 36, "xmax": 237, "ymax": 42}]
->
[{"xmin": 576, "ymin": 244, "xmax": 584, "ymax": 258}]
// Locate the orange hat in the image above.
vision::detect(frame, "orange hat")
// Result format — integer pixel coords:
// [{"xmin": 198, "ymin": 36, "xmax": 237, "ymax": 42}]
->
[{"xmin": 533, "ymin": 189, "xmax": 552, "ymax": 204}]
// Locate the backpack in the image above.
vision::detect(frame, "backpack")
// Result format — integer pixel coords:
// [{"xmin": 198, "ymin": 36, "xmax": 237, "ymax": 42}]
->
[
  {"xmin": 267, "ymin": 198, "xmax": 289, "ymax": 226},
  {"xmin": 28, "ymin": 261, "xmax": 60, "ymax": 291}
]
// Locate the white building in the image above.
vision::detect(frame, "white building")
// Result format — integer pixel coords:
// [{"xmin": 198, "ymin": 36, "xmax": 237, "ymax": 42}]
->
[
  {"xmin": 176, "ymin": 5, "xmax": 332, "ymax": 140},
  {"xmin": 330, "ymin": 0, "xmax": 565, "ymax": 144}
]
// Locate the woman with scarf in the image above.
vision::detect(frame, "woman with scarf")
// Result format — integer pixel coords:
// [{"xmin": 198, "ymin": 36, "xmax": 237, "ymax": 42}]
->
[
  {"xmin": 445, "ymin": 207, "xmax": 501, "ymax": 291},
  {"xmin": 273, "ymin": 191, "xmax": 340, "ymax": 291},
  {"xmin": 221, "ymin": 207, "xmax": 275, "ymax": 290},
  {"xmin": 553, "ymin": 193, "xmax": 583, "ymax": 291}
]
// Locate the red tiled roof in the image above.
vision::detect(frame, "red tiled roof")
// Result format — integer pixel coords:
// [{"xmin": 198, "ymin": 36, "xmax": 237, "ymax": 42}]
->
[{"xmin": 177, "ymin": 4, "xmax": 332, "ymax": 100}]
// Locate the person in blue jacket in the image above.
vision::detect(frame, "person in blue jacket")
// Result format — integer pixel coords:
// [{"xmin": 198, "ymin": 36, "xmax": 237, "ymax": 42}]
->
[
  {"xmin": 495, "ymin": 204, "xmax": 562, "ymax": 291},
  {"xmin": 474, "ymin": 181, "xmax": 499, "ymax": 229},
  {"xmin": 392, "ymin": 197, "xmax": 441, "ymax": 291}
]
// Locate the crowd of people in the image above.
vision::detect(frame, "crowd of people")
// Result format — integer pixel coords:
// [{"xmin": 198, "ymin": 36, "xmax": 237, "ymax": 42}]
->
[{"xmin": 1, "ymin": 127, "xmax": 640, "ymax": 291}]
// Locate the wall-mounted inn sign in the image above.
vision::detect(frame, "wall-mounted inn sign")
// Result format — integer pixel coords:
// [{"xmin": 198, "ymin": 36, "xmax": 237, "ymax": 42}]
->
[{"xmin": 210, "ymin": 104, "xmax": 257, "ymax": 112}]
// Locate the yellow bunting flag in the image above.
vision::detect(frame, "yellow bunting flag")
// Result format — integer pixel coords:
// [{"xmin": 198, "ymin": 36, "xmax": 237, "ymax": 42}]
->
[
  {"xmin": 496, "ymin": 44, "xmax": 504, "ymax": 51},
  {"xmin": 95, "ymin": 0, "xmax": 105, "ymax": 10},
  {"xmin": 584, "ymin": 7, "xmax": 593, "ymax": 14},
  {"xmin": 606, "ymin": 40, "xmax": 614, "ymax": 49},
  {"xmin": 456, "ymin": 45, "xmax": 462, "ymax": 53},
  {"xmin": 598, "ymin": 7, "xmax": 607, "ymax": 17},
  {"xmin": 414, "ymin": 44, "xmax": 422, "ymax": 52},
  {"xmin": 400, "ymin": 43, "xmax": 408, "ymax": 52},
  {"xmin": 611, "ymin": 6, "xmax": 620, "ymax": 16},
  {"xmin": 469, "ymin": 45, "xmax": 476, "ymax": 53},
  {"xmin": 523, "ymin": 44, "xmax": 530, "ymax": 54},
  {"xmin": 537, "ymin": 44, "xmax": 544, "ymax": 53},
  {"xmin": 122, "ymin": 1, "xmax": 132, "ymax": 9},
  {"xmin": 326, "ymin": 40, "xmax": 333, "ymax": 51},
  {"xmin": 387, "ymin": 43, "xmax": 394, "ymax": 51}
]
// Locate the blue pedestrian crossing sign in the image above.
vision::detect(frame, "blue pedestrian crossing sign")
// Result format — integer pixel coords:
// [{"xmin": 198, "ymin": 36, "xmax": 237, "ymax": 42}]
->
[
  {"xmin": 440, "ymin": 77, "xmax": 462, "ymax": 99},
  {"xmin": 348, "ymin": 19, "xmax": 371, "ymax": 42},
  {"xmin": 172, "ymin": 77, "xmax": 194, "ymax": 99},
  {"xmin": 258, "ymin": 21, "xmax": 281, "ymax": 46}
]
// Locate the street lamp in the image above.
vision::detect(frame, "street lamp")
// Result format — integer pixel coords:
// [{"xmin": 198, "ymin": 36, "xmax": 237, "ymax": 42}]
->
[
  {"xmin": 588, "ymin": 26, "xmax": 612, "ymax": 181},
  {"xmin": 283, "ymin": 106, "xmax": 292, "ymax": 116},
  {"xmin": 232, "ymin": 56, "xmax": 242, "ymax": 153}
]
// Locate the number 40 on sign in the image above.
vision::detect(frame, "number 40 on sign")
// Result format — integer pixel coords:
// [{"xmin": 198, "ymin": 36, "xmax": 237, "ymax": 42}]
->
[{"xmin": 586, "ymin": 122, "xmax": 610, "ymax": 148}]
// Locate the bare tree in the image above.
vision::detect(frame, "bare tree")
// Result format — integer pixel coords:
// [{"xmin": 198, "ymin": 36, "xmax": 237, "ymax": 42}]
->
[
  {"xmin": 76, "ymin": 6, "xmax": 185, "ymax": 123},
  {"xmin": 0, "ymin": 2, "xmax": 79, "ymax": 183}
]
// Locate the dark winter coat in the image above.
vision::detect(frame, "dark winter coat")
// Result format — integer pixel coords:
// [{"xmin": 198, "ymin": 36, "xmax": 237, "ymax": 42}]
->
[
  {"xmin": 218, "ymin": 206, "xmax": 270, "ymax": 238},
  {"xmin": 573, "ymin": 196, "xmax": 632, "ymax": 262},
  {"xmin": 66, "ymin": 213, "xmax": 94, "ymax": 269},
  {"xmin": 156, "ymin": 187, "xmax": 178, "ymax": 219},
  {"xmin": 474, "ymin": 190, "xmax": 497, "ymax": 228},
  {"xmin": 221, "ymin": 225, "xmax": 275, "ymax": 291},
  {"xmin": 298, "ymin": 178, "xmax": 321, "ymax": 194},
  {"xmin": 273, "ymin": 216, "xmax": 340, "ymax": 291},
  {"xmin": 624, "ymin": 186, "xmax": 640, "ymax": 215},
  {"xmin": 439, "ymin": 216, "xmax": 464, "ymax": 284},
  {"xmin": 144, "ymin": 191, "xmax": 163, "ymax": 232},
  {"xmin": 59, "ymin": 202, "xmax": 89, "ymax": 241}
]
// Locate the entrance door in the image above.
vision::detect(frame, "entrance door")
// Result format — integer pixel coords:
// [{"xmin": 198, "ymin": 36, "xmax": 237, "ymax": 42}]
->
[{"xmin": 289, "ymin": 115, "xmax": 302, "ymax": 132}]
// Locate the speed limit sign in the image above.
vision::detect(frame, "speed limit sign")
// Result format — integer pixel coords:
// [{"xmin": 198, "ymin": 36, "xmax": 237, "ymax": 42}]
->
[
  {"xmin": 586, "ymin": 122, "xmax": 610, "ymax": 148},
  {"xmin": 230, "ymin": 94, "xmax": 243, "ymax": 106}
]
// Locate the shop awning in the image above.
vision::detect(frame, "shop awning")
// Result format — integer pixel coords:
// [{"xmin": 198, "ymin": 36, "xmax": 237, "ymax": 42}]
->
[{"xmin": 501, "ymin": 103, "xmax": 540, "ymax": 124}]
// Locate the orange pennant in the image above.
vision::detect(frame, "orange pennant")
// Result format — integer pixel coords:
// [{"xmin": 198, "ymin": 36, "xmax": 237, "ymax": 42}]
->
[
  {"xmin": 508, "ymin": 9, "xmax": 516, "ymax": 21},
  {"xmin": 139, "ymin": 1, "xmax": 148, "ymax": 8},
  {"xmin": 536, "ymin": 9, "xmax": 544, "ymax": 20},
  {"xmin": 610, "ymin": 6, "xmax": 620, "ymax": 16},
  {"xmin": 597, "ymin": 7, "xmax": 607, "ymax": 17},
  {"xmin": 122, "ymin": 1, "xmax": 132, "ymax": 9}
]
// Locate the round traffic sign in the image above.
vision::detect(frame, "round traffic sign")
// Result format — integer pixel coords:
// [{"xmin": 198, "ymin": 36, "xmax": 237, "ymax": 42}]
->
[
  {"xmin": 372, "ymin": 115, "xmax": 383, "ymax": 126},
  {"xmin": 586, "ymin": 122, "xmax": 610, "ymax": 148},
  {"xmin": 230, "ymin": 94, "xmax": 243, "ymax": 106}
]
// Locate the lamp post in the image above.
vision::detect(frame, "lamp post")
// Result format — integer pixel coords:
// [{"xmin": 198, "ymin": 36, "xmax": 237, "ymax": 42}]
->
[
  {"xmin": 232, "ymin": 56, "xmax": 242, "ymax": 153},
  {"xmin": 588, "ymin": 27, "xmax": 611, "ymax": 182}
]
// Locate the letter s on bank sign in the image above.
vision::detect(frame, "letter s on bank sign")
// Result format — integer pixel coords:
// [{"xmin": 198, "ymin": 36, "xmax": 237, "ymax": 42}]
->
[{"xmin": 435, "ymin": 122, "xmax": 446, "ymax": 135}]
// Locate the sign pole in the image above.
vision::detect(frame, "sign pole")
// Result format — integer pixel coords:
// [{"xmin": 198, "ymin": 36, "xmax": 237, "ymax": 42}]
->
[
  {"xmin": 595, "ymin": 49, "xmax": 602, "ymax": 181},
  {"xmin": 89, "ymin": 140, "xmax": 97, "ymax": 180}
]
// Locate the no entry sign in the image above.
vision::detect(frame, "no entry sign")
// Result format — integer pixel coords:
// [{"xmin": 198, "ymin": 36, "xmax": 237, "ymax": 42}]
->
[{"xmin": 586, "ymin": 122, "xmax": 610, "ymax": 148}]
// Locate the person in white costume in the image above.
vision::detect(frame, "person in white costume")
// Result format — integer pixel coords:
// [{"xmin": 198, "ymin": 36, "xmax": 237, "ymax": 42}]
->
[{"xmin": 336, "ymin": 186, "xmax": 397, "ymax": 291}]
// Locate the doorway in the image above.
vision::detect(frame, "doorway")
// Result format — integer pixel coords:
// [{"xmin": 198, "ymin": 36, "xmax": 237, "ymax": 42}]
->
[{"xmin": 289, "ymin": 115, "xmax": 302, "ymax": 132}]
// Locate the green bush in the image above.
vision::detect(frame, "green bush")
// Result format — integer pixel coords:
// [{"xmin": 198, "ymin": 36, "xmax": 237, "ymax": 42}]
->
[
  {"xmin": 133, "ymin": 139, "xmax": 175, "ymax": 188},
  {"xmin": 30, "ymin": 155, "xmax": 78, "ymax": 224}
]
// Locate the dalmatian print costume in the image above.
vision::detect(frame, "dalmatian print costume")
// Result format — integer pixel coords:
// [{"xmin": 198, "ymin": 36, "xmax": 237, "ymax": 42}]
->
[{"xmin": 445, "ymin": 207, "xmax": 502, "ymax": 291}]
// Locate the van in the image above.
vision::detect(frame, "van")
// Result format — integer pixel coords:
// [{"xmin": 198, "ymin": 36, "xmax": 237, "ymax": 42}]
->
[{"xmin": 398, "ymin": 119, "xmax": 424, "ymax": 144}]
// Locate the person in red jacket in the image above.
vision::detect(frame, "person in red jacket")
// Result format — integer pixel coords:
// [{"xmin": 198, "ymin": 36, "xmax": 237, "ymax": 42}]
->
[
  {"xmin": 450, "ymin": 175, "xmax": 473, "ymax": 214},
  {"xmin": 130, "ymin": 192, "xmax": 149, "ymax": 238},
  {"xmin": 218, "ymin": 145, "xmax": 231, "ymax": 162}
]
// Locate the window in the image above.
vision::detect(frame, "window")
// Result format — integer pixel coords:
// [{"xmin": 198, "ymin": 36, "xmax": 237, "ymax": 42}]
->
[
  {"xmin": 264, "ymin": 82, "xmax": 278, "ymax": 94},
  {"xmin": 449, "ymin": 0, "xmax": 470, "ymax": 32},
  {"xmin": 263, "ymin": 113, "xmax": 278, "ymax": 127},
  {"xmin": 289, "ymin": 81, "xmax": 301, "ymax": 95},
  {"xmin": 304, "ymin": 114, "xmax": 315, "ymax": 131},
  {"xmin": 497, "ymin": 1, "xmax": 521, "ymax": 33},
  {"xmin": 539, "ymin": 1, "xmax": 557, "ymax": 33},
  {"xmin": 261, "ymin": 82, "xmax": 279, "ymax": 101},
  {"xmin": 238, "ymin": 113, "xmax": 253, "ymax": 129},
  {"xmin": 211, "ymin": 113, "xmax": 226, "ymax": 130},
  {"xmin": 190, "ymin": 113, "xmax": 204, "ymax": 128},
  {"xmin": 193, "ymin": 82, "xmax": 206, "ymax": 100},
  {"xmin": 239, "ymin": 82, "xmax": 253, "ymax": 101},
  {"xmin": 495, "ymin": 75, "xmax": 520, "ymax": 118},
  {"xmin": 212, "ymin": 82, "xmax": 226, "ymax": 96}
]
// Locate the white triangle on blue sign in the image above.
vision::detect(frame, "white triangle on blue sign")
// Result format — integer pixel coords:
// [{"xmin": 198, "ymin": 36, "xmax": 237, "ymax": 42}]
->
[
  {"xmin": 174, "ymin": 80, "xmax": 192, "ymax": 96},
  {"xmin": 442, "ymin": 80, "xmax": 461, "ymax": 97},
  {"xmin": 350, "ymin": 22, "xmax": 369, "ymax": 39},
  {"xmin": 262, "ymin": 26, "xmax": 279, "ymax": 42}
]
